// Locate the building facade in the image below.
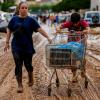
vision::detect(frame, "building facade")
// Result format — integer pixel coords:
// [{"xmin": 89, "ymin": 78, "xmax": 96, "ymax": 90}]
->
[
  {"xmin": 91, "ymin": 0, "xmax": 100, "ymax": 11},
  {"xmin": 0, "ymin": 0, "xmax": 61, "ymax": 4},
  {"xmin": 0, "ymin": 0, "xmax": 26, "ymax": 3}
]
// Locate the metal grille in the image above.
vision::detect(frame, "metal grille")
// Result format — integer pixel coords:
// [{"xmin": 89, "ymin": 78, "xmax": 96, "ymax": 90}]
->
[{"xmin": 46, "ymin": 45, "xmax": 77, "ymax": 69}]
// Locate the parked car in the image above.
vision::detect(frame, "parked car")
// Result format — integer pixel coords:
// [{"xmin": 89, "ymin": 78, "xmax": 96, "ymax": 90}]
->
[
  {"xmin": 0, "ymin": 12, "xmax": 7, "ymax": 32},
  {"xmin": 58, "ymin": 13, "xmax": 71, "ymax": 23},
  {"xmin": 84, "ymin": 11, "xmax": 100, "ymax": 26},
  {"xmin": 0, "ymin": 12, "xmax": 12, "ymax": 32},
  {"xmin": 5, "ymin": 13, "xmax": 14, "ymax": 22}
]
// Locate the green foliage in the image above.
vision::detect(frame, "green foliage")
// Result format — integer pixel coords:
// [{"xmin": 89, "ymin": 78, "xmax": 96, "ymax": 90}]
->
[
  {"xmin": 0, "ymin": 2, "xmax": 15, "ymax": 12},
  {"xmin": 52, "ymin": 0, "xmax": 90, "ymax": 12},
  {"xmin": 29, "ymin": 5, "xmax": 40, "ymax": 12},
  {"xmin": 29, "ymin": 4, "xmax": 53, "ymax": 13},
  {"xmin": 5, "ymin": 0, "xmax": 15, "ymax": 3}
]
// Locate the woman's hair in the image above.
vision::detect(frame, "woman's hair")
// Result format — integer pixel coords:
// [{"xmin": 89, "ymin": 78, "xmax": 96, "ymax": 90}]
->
[
  {"xmin": 71, "ymin": 13, "xmax": 81, "ymax": 23},
  {"xmin": 14, "ymin": 1, "xmax": 27, "ymax": 15},
  {"xmin": 18, "ymin": 1, "xmax": 27, "ymax": 9},
  {"xmin": 14, "ymin": 5, "xmax": 19, "ymax": 15}
]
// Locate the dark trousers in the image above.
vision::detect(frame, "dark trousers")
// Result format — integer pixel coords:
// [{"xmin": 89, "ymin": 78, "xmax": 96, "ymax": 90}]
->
[{"xmin": 12, "ymin": 52, "xmax": 33, "ymax": 78}]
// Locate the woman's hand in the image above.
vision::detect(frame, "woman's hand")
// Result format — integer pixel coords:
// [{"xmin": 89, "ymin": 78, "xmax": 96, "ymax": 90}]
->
[
  {"xmin": 47, "ymin": 37, "xmax": 52, "ymax": 44},
  {"xmin": 4, "ymin": 42, "xmax": 10, "ymax": 52}
]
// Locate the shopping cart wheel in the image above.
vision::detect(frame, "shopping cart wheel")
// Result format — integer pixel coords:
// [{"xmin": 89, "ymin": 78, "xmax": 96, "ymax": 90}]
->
[
  {"xmin": 85, "ymin": 80, "xmax": 88, "ymax": 88},
  {"xmin": 67, "ymin": 88, "xmax": 71, "ymax": 97},
  {"xmin": 48, "ymin": 87, "xmax": 51, "ymax": 96},
  {"xmin": 56, "ymin": 78, "xmax": 59, "ymax": 87}
]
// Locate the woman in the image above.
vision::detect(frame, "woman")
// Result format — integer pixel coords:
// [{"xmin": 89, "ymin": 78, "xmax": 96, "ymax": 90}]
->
[{"xmin": 4, "ymin": 2, "xmax": 51, "ymax": 93}]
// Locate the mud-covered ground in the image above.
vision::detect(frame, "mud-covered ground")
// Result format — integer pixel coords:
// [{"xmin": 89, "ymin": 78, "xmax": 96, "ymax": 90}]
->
[{"xmin": 0, "ymin": 26, "xmax": 100, "ymax": 100}]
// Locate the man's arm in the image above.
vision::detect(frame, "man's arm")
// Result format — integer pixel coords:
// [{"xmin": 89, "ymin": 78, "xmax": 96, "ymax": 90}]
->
[
  {"xmin": 83, "ymin": 26, "xmax": 90, "ymax": 34},
  {"xmin": 82, "ymin": 20, "xmax": 90, "ymax": 34},
  {"xmin": 56, "ymin": 21, "xmax": 70, "ymax": 33}
]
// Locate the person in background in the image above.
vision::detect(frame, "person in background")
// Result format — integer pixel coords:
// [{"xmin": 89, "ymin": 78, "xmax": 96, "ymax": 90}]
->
[
  {"xmin": 56, "ymin": 12, "xmax": 90, "ymax": 82},
  {"xmin": 4, "ymin": 1, "xmax": 51, "ymax": 93}
]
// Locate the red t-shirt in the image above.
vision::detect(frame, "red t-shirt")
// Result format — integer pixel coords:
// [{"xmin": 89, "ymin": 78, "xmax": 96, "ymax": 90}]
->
[
  {"xmin": 61, "ymin": 20, "xmax": 89, "ymax": 31},
  {"xmin": 61, "ymin": 20, "xmax": 89, "ymax": 42}
]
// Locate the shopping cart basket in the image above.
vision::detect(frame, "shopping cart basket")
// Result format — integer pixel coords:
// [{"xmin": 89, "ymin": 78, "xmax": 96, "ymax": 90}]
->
[{"xmin": 45, "ymin": 33, "xmax": 88, "ymax": 96}]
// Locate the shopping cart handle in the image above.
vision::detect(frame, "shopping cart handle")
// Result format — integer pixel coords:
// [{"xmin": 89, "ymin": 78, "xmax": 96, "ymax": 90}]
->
[
  {"xmin": 54, "ymin": 31, "xmax": 69, "ymax": 35},
  {"xmin": 69, "ymin": 31, "xmax": 85, "ymax": 35}
]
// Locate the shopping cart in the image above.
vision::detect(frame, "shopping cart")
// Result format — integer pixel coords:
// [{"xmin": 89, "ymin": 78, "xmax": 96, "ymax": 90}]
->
[{"xmin": 45, "ymin": 32, "xmax": 88, "ymax": 97}]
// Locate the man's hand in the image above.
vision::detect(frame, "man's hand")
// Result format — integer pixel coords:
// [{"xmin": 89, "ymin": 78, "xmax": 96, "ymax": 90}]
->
[
  {"xmin": 56, "ymin": 25, "xmax": 62, "ymax": 34},
  {"xmin": 56, "ymin": 27, "xmax": 61, "ymax": 33},
  {"xmin": 83, "ymin": 27, "xmax": 90, "ymax": 34},
  {"xmin": 83, "ymin": 30, "xmax": 88, "ymax": 34}
]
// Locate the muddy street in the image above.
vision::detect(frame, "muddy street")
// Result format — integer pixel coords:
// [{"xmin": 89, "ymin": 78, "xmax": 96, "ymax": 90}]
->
[{"xmin": 0, "ymin": 26, "xmax": 100, "ymax": 100}]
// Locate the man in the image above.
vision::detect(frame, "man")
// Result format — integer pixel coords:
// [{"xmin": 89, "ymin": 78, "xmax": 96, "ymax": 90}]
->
[
  {"xmin": 56, "ymin": 12, "xmax": 90, "ymax": 34},
  {"xmin": 56, "ymin": 12, "xmax": 90, "ymax": 82}
]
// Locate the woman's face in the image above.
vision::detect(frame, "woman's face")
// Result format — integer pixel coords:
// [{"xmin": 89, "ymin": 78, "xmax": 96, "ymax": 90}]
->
[{"xmin": 19, "ymin": 3, "xmax": 28, "ymax": 17}]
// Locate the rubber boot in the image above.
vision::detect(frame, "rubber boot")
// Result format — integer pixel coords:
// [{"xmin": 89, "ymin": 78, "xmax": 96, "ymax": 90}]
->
[
  {"xmin": 16, "ymin": 76, "xmax": 23, "ymax": 93},
  {"xmin": 28, "ymin": 72, "xmax": 33, "ymax": 87}
]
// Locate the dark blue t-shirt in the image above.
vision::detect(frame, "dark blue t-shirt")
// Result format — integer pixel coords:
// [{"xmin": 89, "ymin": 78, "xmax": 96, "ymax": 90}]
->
[{"xmin": 8, "ymin": 16, "xmax": 40, "ymax": 54}]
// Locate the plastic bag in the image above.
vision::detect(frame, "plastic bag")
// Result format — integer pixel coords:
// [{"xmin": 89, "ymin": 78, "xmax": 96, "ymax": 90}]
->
[
  {"xmin": 53, "ymin": 34, "xmax": 68, "ymax": 44},
  {"xmin": 57, "ymin": 42, "xmax": 84, "ymax": 60}
]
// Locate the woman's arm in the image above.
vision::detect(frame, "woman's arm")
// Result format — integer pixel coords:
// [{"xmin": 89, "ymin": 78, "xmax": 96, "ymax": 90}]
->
[
  {"xmin": 4, "ymin": 28, "xmax": 12, "ymax": 52},
  {"xmin": 6, "ymin": 28, "xmax": 12, "ymax": 43},
  {"xmin": 37, "ymin": 28, "xmax": 52, "ymax": 43}
]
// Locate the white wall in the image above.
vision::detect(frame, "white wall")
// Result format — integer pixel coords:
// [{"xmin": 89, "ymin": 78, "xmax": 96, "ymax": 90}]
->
[{"xmin": 0, "ymin": 0, "xmax": 4, "ymax": 3}]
